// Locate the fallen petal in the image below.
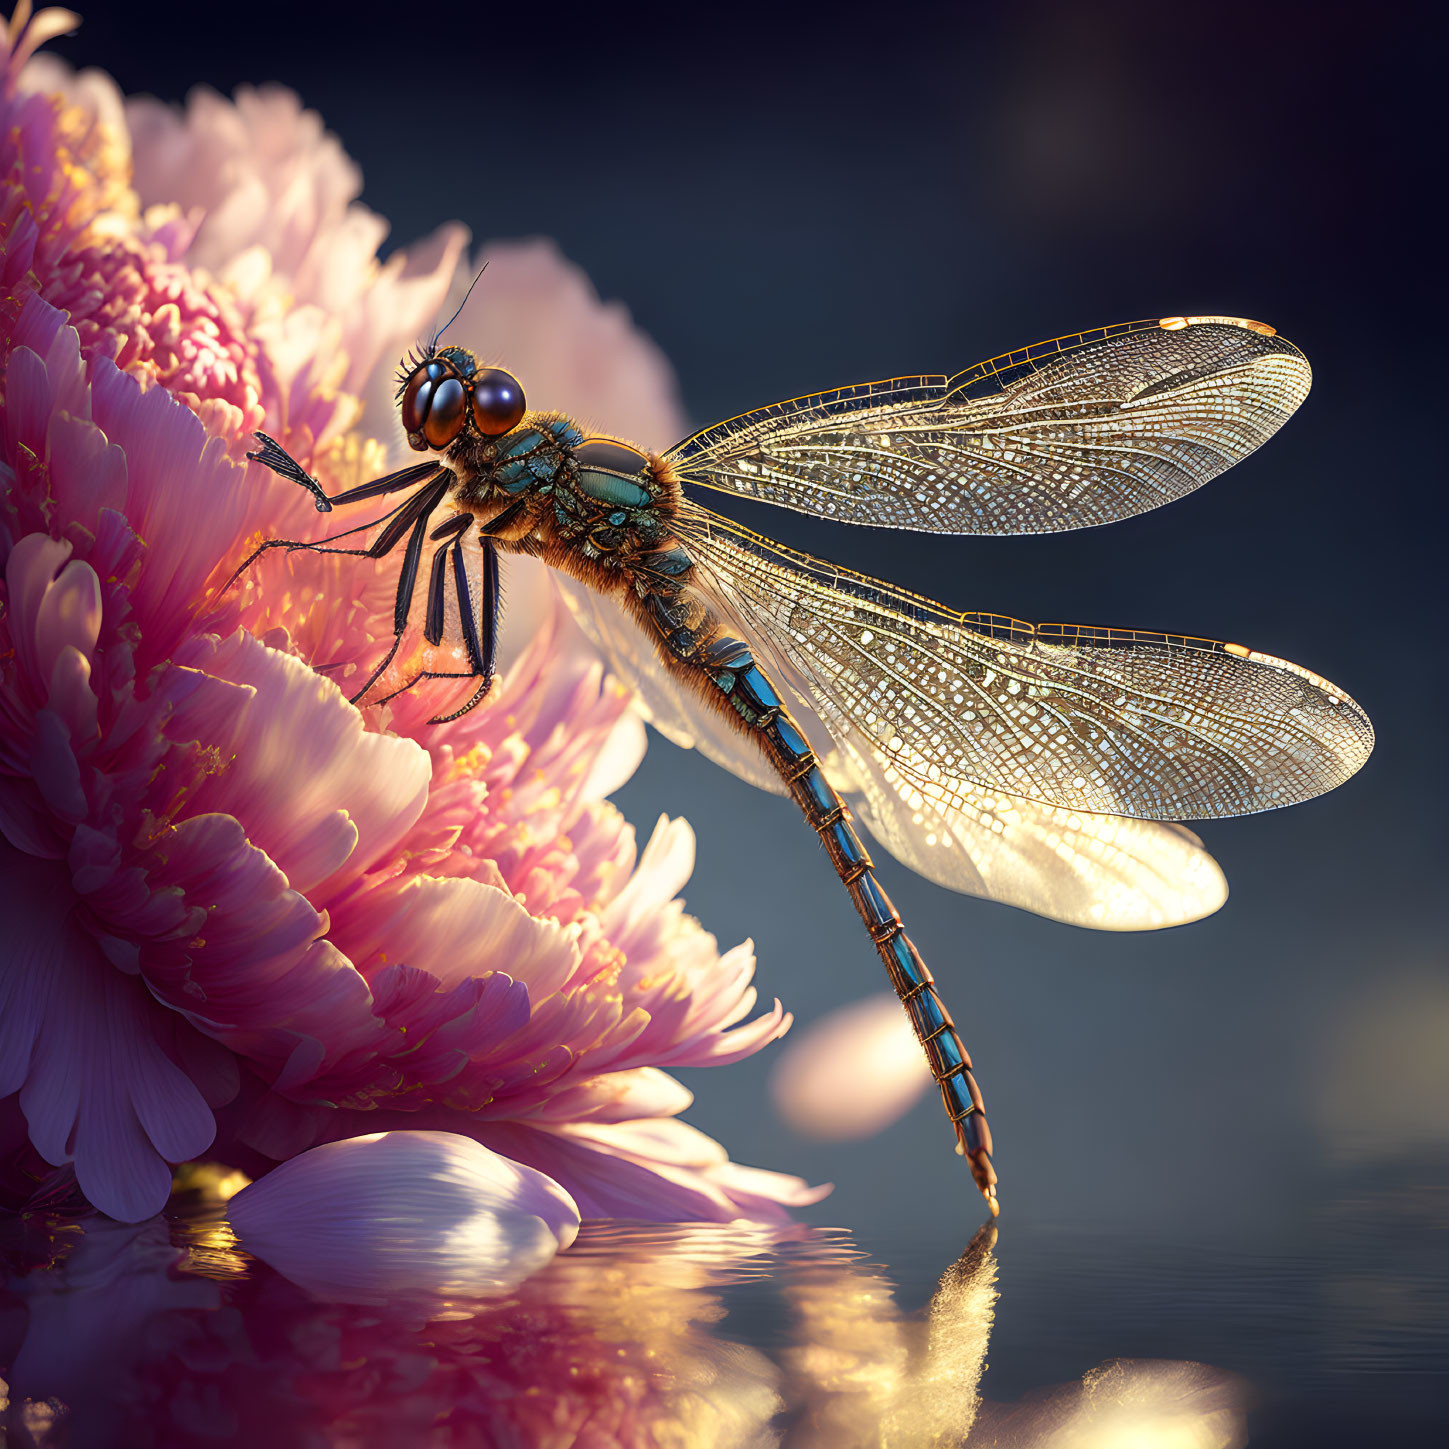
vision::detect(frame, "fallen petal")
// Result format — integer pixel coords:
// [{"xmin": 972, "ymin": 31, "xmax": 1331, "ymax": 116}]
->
[
  {"xmin": 770, "ymin": 993, "xmax": 933, "ymax": 1140},
  {"xmin": 227, "ymin": 1130, "xmax": 580, "ymax": 1305}
]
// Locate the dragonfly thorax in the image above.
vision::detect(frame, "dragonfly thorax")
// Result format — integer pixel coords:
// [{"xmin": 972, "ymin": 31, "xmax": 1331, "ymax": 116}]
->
[{"xmin": 446, "ymin": 415, "xmax": 682, "ymax": 569}]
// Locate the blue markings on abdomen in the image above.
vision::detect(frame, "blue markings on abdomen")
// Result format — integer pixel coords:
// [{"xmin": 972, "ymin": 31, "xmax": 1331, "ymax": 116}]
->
[{"xmin": 797, "ymin": 765, "xmax": 837, "ymax": 820}]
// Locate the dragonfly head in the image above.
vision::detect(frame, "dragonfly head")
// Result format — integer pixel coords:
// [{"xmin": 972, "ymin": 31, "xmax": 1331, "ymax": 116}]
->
[{"xmin": 395, "ymin": 344, "xmax": 526, "ymax": 452}]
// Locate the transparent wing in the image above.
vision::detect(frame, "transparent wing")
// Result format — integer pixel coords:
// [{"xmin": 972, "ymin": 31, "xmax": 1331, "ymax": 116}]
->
[
  {"xmin": 668, "ymin": 317, "xmax": 1310, "ymax": 535},
  {"xmin": 549, "ymin": 571, "xmax": 787, "ymax": 795},
  {"xmin": 820, "ymin": 737, "xmax": 1229, "ymax": 929},
  {"xmin": 551, "ymin": 545, "xmax": 1227, "ymax": 928},
  {"xmin": 675, "ymin": 499, "xmax": 1373, "ymax": 824}
]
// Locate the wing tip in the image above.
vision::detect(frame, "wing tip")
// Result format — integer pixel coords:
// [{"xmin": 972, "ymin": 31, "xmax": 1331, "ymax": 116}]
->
[
  {"xmin": 1223, "ymin": 640, "xmax": 1361, "ymax": 708},
  {"xmin": 1159, "ymin": 315, "xmax": 1278, "ymax": 336},
  {"xmin": 1224, "ymin": 640, "xmax": 1376, "ymax": 785}
]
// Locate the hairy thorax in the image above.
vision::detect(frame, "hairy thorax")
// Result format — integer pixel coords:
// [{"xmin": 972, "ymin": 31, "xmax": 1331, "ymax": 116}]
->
[
  {"xmin": 443, "ymin": 412, "xmax": 755, "ymax": 711},
  {"xmin": 446, "ymin": 412, "xmax": 682, "ymax": 566}
]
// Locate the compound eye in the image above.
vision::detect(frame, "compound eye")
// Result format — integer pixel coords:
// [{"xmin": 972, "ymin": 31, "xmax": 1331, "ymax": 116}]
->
[
  {"xmin": 470, "ymin": 368, "xmax": 526, "ymax": 436},
  {"xmin": 422, "ymin": 376, "xmax": 468, "ymax": 449},
  {"xmin": 400, "ymin": 370, "xmax": 431, "ymax": 444},
  {"xmin": 400, "ymin": 359, "xmax": 466, "ymax": 450}
]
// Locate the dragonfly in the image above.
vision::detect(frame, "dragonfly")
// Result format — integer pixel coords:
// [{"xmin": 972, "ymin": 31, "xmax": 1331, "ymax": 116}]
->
[{"xmin": 243, "ymin": 310, "xmax": 1374, "ymax": 1216}]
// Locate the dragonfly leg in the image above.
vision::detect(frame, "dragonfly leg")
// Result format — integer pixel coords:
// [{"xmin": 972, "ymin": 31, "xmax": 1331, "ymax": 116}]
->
[
  {"xmin": 222, "ymin": 473, "xmax": 454, "ymax": 597},
  {"xmin": 362, "ymin": 525, "xmax": 499, "ymax": 724},
  {"xmin": 246, "ymin": 431, "xmax": 446, "ymax": 511},
  {"xmin": 221, "ymin": 537, "xmax": 374, "ymax": 595}
]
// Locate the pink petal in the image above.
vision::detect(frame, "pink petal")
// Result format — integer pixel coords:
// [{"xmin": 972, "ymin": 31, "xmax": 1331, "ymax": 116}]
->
[
  {"xmin": 477, "ymin": 1117, "xmax": 831, "ymax": 1223},
  {"xmin": 228, "ymin": 1130, "xmax": 580, "ymax": 1305},
  {"xmin": 11, "ymin": 299, "xmax": 89, "ymax": 419},
  {"xmin": 3, "ymin": 533, "xmax": 77, "ymax": 691},
  {"xmin": 137, "ymin": 811, "xmax": 389, "ymax": 1093},
  {"xmin": 1, "ymin": 843, "xmax": 216, "ymax": 1221},
  {"xmin": 536, "ymin": 1065, "xmax": 695, "ymax": 1125},
  {"xmin": 337, "ymin": 873, "xmax": 579, "ymax": 999},
  {"xmin": 368, "ymin": 962, "xmax": 531, "ymax": 1083},
  {"xmin": 176, "ymin": 630, "xmax": 433, "ymax": 897},
  {"xmin": 1, "ymin": 345, "xmax": 59, "ymax": 465},
  {"xmin": 8, "ymin": 7, "xmax": 81, "ymax": 69},
  {"xmin": 32, "ymin": 553, "xmax": 102, "ymax": 676},
  {"xmin": 600, "ymin": 814, "xmax": 696, "ymax": 953},
  {"xmin": 84, "ymin": 359, "xmax": 259, "ymax": 658},
  {"xmin": 45, "ymin": 645, "xmax": 99, "ymax": 743},
  {"xmin": 770, "ymin": 994, "xmax": 933, "ymax": 1141},
  {"xmin": 28, "ymin": 708, "xmax": 86, "ymax": 823},
  {"xmin": 44, "ymin": 410, "xmax": 128, "ymax": 526}
]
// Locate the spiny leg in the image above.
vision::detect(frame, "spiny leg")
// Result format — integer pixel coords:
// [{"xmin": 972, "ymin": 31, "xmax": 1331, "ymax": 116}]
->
[
  {"xmin": 346, "ymin": 635, "xmax": 404, "ymax": 705},
  {"xmin": 427, "ymin": 678, "xmax": 494, "ymax": 724},
  {"xmin": 222, "ymin": 475, "xmax": 452, "ymax": 594},
  {"xmin": 246, "ymin": 430, "xmax": 442, "ymax": 511},
  {"xmin": 242, "ymin": 434, "xmax": 497, "ymax": 723},
  {"xmin": 344, "ymin": 487, "xmax": 450, "ymax": 704},
  {"xmin": 367, "ymin": 521, "xmax": 500, "ymax": 724}
]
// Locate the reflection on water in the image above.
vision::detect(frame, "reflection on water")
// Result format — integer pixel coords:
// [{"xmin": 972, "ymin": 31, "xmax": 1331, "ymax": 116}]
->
[{"xmin": 1, "ymin": 1173, "xmax": 1246, "ymax": 1448}]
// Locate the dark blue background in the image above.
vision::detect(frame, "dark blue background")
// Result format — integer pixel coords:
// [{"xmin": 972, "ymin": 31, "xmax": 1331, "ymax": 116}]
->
[{"xmin": 60, "ymin": 1, "xmax": 1446, "ymax": 1442}]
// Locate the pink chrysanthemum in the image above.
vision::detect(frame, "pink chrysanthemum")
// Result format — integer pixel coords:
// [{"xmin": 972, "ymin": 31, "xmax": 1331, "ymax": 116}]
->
[{"xmin": 0, "ymin": 6, "xmax": 822, "ymax": 1224}]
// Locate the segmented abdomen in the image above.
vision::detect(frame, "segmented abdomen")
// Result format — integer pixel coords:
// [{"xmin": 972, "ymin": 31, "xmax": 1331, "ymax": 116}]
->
[{"xmin": 630, "ymin": 551, "xmax": 999, "ymax": 1210}]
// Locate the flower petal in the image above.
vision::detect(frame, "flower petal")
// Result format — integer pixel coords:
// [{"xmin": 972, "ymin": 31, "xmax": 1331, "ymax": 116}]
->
[
  {"xmin": 176, "ymin": 630, "xmax": 433, "ymax": 897},
  {"xmin": 228, "ymin": 1130, "xmax": 580, "ymax": 1305},
  {"xmin": 769, "ymin": 994, "xmax": 933, "ymax": 1141},
  {"xmin": 337, "ymin": 873, "xmax": 579, "ymax": 999},
  {"xmin": 477, "ymin": 1117, "xmax": 831, "ymax": 1223},
  {"xmin": 1, "ymin": 843, "xmax": 216, "ymax": 1221}
]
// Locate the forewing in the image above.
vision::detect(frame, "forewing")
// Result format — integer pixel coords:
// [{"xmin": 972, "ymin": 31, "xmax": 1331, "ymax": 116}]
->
[
  {"xmin": 669, "ymin": 317, "xmax": 1309, "ymax": 535},
  {"xmin": 675, "ymin": 500, "xmax": 1373, "ymax": 824}
]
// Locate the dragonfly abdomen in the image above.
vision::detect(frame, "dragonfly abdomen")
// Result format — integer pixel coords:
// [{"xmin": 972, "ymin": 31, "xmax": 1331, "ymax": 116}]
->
[
  {"xmin": 644, "ymin": 591, "xmax": 1000, "ymax": 1211},
  {"xmin": 555, "ymin": 458, "xmax": 1000, "ymax": 1208},
  {"xmin": 762, "ymin": 709, "xmax": 999, "ymax": 1212}
]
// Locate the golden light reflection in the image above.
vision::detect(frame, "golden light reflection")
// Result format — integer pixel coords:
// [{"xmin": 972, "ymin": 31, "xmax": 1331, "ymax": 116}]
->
[
  {"xmin": 778, "ymin": 1222, "xmax": 999, "ymax": 1448},
  {"xmin": 0, "ymin": 1173, "xmax": 1249, "ymax": 1447},
  {"xmin": 981, "ymin": 1358, "xmax": 1249, "ymax": 1449},
  {"xmin": 171, "ymin": 1161, "xmax": 252, "ymax": 1202}
]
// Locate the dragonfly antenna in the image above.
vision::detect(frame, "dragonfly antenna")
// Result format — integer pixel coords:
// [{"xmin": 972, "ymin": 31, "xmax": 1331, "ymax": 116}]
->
[{"xmin": 432, "ymin": 261, "xmax": 489, "ymax": 350}]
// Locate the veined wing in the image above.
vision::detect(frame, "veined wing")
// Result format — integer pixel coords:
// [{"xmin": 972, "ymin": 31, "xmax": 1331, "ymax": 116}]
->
[
  {"xmin": 549, "ymin": 569, "xmax": 787, "ymax": 795},
  {"xmin": 668, "ymin": 317, "xmax": 1309, "ymax": 535},
  {"xmin": 674, "ymin": 499, "xmax": 1373, "ymax": 823},
  {"xmin": 823, "ymin": 736, "xmax": 1229, "ymax": 930},
  {"xmin": 551, "ymin": 555, "xmax": 1225, "ymax": 928}
]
